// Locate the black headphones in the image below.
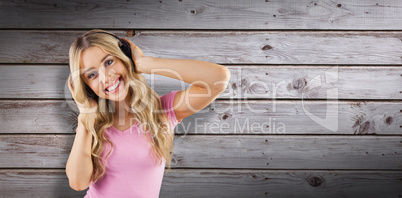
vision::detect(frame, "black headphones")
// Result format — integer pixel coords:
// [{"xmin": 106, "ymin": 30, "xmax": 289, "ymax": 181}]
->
[{"xmin": 86, "ymin": 31, "xmax": 137, "ymax": 73}]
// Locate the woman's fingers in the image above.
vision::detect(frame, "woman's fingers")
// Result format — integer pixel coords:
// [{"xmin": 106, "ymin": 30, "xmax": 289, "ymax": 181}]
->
[
  {"xmin": 121, "ymin": 38, "xmax": 145, "ymax": 73},
  {"xmin": 121, "ymin": 37, "xmax": 135, "ymax": 48},
  {"xmin": 121, "ymin": 38, "xmax": 144, "ymax": 58},
  {"xmin": 67, "ymin": 74, "xmax": 98, "ymax": 115}
]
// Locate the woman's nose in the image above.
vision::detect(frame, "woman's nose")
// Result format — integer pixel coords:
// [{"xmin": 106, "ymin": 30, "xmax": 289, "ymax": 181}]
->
[{"xmin": 98, "ymin": 67, "xmax": 116, "ymax": 85}]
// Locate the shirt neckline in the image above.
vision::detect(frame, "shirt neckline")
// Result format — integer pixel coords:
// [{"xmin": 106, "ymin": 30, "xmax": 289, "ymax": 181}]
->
[{"xmin": 109, "ymin": 121, "xmax": 139, "ymax": 134}]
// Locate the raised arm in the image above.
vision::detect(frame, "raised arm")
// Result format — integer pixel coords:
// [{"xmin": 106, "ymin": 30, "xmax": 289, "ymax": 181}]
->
[
  {"xmin": 65, "ymin": 115, "xmax": 93, "ymax": 191},
  {"xmin": 65, "ymin": 76, "xmax": 95, "ymax": 191},
  {"xmin": 137, "ymin": 56, "xmax": 230, "ymax": 121},
  {"xmin": 122, "ymin": 38, "xmax": 230, "ymax": 122}
]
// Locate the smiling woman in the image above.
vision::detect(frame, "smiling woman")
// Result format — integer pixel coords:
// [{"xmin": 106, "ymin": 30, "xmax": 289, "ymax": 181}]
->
[
  {"xmin": 66, "ymin": 29, "xmax": 181, "ymax": 197},
  {"xmin": 80, "ymin": 46, "xmax": 129, "ymax": 101},
  {"xmin": 65, "ymin": 29, "xmax": 230, "ymax": 197}
]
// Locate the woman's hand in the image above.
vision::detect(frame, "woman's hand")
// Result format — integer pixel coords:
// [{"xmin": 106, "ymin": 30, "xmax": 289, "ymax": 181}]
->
[
  {"xmin": 121, "ymin": 38, "xmax": 146, "ymax": 74},
  {"xmin": 68, "ymin": 75, "xmax": 98, "ymax": 125}
]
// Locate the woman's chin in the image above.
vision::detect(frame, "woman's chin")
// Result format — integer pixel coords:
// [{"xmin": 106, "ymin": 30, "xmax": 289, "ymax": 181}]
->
[
  {"xmin": 104, "ymin": 89, "xmax": 129, "ymax": 102},
  {"xmin": 103, "ymin": 93, "xmax": 127, "ymax": 101},
  {"xmin": 112, "ymin": 96, "xmax": 127, "ymax": 102}
]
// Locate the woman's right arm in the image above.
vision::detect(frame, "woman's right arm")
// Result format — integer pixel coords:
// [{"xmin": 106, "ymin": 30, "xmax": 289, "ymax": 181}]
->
[{"xmin": 65, "ymin": 114, "xmax": 93, "ymax": 191}]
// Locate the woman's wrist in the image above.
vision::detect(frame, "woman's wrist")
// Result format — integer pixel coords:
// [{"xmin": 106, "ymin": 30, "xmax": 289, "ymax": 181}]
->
[
  {"xmin": 76, "ymin": 114, "xmax": 92, "ymax": 135},
  {"xmin": 76, "ymin": 114, "xmax": 84, "ymax": 129},
  {"xmin": 135, "ymin": 56, "xmax": 155, "ymax": 74}
]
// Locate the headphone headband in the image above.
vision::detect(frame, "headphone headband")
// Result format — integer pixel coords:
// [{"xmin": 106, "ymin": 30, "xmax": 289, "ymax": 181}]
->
[
  {"xmin": 85, "ymin": 31, "xmax": 137, "ymax": 73},
  {"xmin": 89, "ymin": 31, "xmax": 121, "ymax": 40}
]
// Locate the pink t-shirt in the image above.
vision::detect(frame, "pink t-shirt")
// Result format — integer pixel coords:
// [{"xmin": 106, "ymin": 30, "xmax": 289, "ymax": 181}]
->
[{"xmin": 84, "ymin": 90, "xmax": 182, "ymax": 198}]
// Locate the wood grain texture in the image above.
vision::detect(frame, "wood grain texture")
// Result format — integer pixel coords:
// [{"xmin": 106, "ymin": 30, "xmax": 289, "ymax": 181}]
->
[
  {"xmin": 1, "ymin": 30, "xmax": 402, "ymax": 64},
  {"xmin": 1, "ymin": 65, "xmax": 401, "ymax": 100},
  {"xmin": 1, "ymin": 0, "xmax": 401, "ymax": 196},
  {"xmin": 172, "ymin": 135, "xmax": 402, "ymax": 169},
  {"xmin": 0, "ymin": 169, "xmax": 401, "ymax": 198},
  {"xmin": 226, "ymin": 65, "xmax": 402, "ymax": 100},
  {"xmin": 0, "ymin": 135, "xmax": 401, "ymax": 169},
  {"xmin": 161, "ymin": 170, "xmax": 402, "ymax": 198},
  {"xmin": 1, "ymin": 0, "xmax": 401, "ymax": 30},
  {"xmin": 0, "ymin": 100, "xmax": 79, "ymax": 134},
  {"xmin": 1, "ymin": 100, "xmax": 400, "ymax": 134},
  {"xmin": 178, "ymin": 100, "xmax": 401, "ymax": 135},
  {"xmin": 0, "ymin": 100, "xmax": 402, "ymax": 135},
  {"xmin": 0, "ymin": 135, "xmax": 74, "ymax": 168},
  {"xmin": 0, "ymin": 65, "xmax": 190, "ymax": 99},
  {"xmin": 0, "ymin": 169, "xmax": 83, "ymax": 198}
]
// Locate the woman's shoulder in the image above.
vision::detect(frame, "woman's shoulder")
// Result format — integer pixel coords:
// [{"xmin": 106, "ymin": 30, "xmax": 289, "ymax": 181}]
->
[
  {"xmin": 160, "ymin": 90, "xmax": 179, "ymax": 108},
  {"xmin": 160, "ymin": 90, "xmax": 182, "ymax": 125}
]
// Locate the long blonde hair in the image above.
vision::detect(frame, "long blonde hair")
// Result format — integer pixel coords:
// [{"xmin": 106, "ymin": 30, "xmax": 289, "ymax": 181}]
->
[{"xmin": 68, "ymin": 29, "xmax": 175, "ymax": 183}]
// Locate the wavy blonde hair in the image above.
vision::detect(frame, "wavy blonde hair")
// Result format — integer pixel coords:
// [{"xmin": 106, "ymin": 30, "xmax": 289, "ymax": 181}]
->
[{"xmin": 68, "ymin": 29, "xmax": 175, "ymax": 183}]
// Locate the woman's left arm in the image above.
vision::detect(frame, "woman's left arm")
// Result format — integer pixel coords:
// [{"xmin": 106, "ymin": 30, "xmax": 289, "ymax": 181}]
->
[
  {"xmin": 138, "ymin": 56, "xmax": 231, "ymax": 121},
  {"xmin": 139, "ymin": 56, "xmax": 230, "ymax": 91},
  {"xmin": 123, "ymin": 38, "xmax": 231, "ymax": 121}
]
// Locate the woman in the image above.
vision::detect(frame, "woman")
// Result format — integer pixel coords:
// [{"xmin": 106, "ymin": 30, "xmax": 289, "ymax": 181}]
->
[{"xmin": 65, "ymin": 29, "xmax": 231, "ymax": 197}]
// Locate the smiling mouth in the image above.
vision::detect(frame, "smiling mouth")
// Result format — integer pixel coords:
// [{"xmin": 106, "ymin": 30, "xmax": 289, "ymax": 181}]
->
[{"xmin": 104, "ymin": 76, "xmax": 122, "ymax": 93}]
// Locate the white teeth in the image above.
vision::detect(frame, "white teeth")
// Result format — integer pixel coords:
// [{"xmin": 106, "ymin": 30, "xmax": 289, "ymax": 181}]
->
[{"xmin": 107, "ymin": 78, "xmax": 121, "ymax": 92}]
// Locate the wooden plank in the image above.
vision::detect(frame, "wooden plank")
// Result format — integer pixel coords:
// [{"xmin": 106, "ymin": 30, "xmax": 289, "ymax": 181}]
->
[
  {"xmin": 0, "ymin": 169, "xmax": 401, "ymax": 198},
  {"xmin": 0, "ymin": 100, "xmax": 78, "ymax": 134},
  {"xmin": 0, "ymin": 66, "xmax": 71, "ymax": 99},
  {"xmin": 1, "ymin": 30, "xmax": 402, "ymax": 65},
  {"xmin": 0, "ymin": 135, "xmax": 74, "ymax": 168},
  {"xmin": 0, "ymin": 135, "xmax": 401, "ymax": 169},
  {"xmin": 0, "ymin": 169, "xmax": 83, "ymax": 197},
  {"xmin": 161, "ymin": 170, "xmax": 402, "ymax": 198},
  {"xmin": 1, "ymin": 65, "xmax": 400, "ymax": 99},
  {"xmin": 172, "ymin": 135, "xmax": 402, "ymax": 169},
  {"xmin": 0, "ymin": 65, "xmax": 190, "ymax": 99},
  {"xmin": 1, "ymin": 0, "xmax": 401, "ymax": 30},
  {"xmin": 183, "ymin": 100, "xmax": 401, "ymax": 135},
  {"xmin": 0, "ymin": 100, "xmax": 400, "ymax": 135},
  {"xmin": 227, "ymin": 65, "xmax": 402, "ymax": 100}
]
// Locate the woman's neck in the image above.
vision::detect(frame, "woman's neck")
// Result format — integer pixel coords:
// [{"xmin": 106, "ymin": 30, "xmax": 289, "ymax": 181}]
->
[{"xmin": 112, "ymin": 92, "xmax": 135, "ymax": 126}]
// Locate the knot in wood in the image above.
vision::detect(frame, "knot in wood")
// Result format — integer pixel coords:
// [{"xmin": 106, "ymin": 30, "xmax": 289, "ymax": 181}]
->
[
  {"xmin": 221, "ymin": 113, "xmax": 232, "ymax": 120},
  {"xmin": 292, "ymin": 78, "xmax": 307, "ymax": 90},
  {"xmin": 385, "ymin": 116, "xmax": 393, "ymax": 125},
  {"xmin": 262, "ymin": 45, "xmax": 273, "ymax": 50},
  {"xmin": 307, "ymin": 176, "xmax": 324, "ymax": 187}
]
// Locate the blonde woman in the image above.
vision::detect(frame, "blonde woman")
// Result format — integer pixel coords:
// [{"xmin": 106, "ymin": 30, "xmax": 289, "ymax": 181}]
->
[{"xmin": 65, "ymin": 29, "xmax": 230, "ymax": 197}]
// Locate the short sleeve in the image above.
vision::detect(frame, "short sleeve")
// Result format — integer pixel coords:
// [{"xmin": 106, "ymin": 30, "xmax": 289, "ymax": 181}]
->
[{"xmin": 160, "ymin": 90, "xmax": 182, "ymax": 127}]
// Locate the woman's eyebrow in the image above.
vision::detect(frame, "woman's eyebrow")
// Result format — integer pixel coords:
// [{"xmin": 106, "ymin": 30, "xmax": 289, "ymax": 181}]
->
[{"xmin": 82, "ymin": 54, "xmax": 111, "ymax": 76}]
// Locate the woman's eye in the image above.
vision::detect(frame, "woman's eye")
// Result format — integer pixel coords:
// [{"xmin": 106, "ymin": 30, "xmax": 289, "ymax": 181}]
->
[
  {"xmin": 88, "ymin": 72, "xmax": 96, "ymax": 79},
  {"xmin": 105, "ymin": 59, "xmax": 113, "ymax": 67}
]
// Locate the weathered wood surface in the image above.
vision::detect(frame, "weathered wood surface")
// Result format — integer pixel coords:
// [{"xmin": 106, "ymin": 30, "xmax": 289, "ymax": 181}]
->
[
  {"xmin": 182, "ymin": 99, "xmax": 401, "ymax": 134},
  {"xmin": 1, "ymin": 30, "xmax": 402, "ymax": 65},
  {"xmin": 1, "ymin": 0, "xmax": 401, "ymax": 30},
  {"xmin": 0, "ymin": 169, "xmax": 401, "ymax": 198},
  {"xmin": 0, "ymin": 169, "xmax": 83, "ymax": 198},
  {"xmin": 1, "ymin": 65, "xmax": 401, "ymax": 100},
  {"xmin": 0, "ymin": 65, "xmax": 190, "ymax": 99},
  {"xmin": 162, "ymin": 170, "xmax": 402, "ymax": 198},
  {"xmin": 0, "ymin": 100, "xmax": 400, "ymax": 134},
  {"xmin": 1, "ymin": 0, "xmax": 401, "ymax": 196},
  {"xmin": 0, "ymin": 135, "xmax": 401, "ymax": 169},
  {"xmin": 227, "ymin": 65, "xmax": 402, "ymax": 100},
  {"xmin": 172, "ymin": 135, "xmax": 402, "ymax": 169}
]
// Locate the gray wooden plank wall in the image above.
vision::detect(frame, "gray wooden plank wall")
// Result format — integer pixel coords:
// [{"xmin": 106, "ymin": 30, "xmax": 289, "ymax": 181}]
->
[{"xmin": 0, "ymin": 0, "xmax": 401, "ymax": 197}]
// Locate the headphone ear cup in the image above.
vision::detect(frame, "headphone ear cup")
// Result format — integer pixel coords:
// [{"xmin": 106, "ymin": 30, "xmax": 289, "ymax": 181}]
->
[{"xmin": 118, "ymin": 39, "xmax": 137, "ymax": 73}]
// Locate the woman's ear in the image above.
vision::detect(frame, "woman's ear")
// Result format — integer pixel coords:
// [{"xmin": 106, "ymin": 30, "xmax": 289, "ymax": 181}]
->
[{"xmin": 69, "ymin": 75, "xmax": 74, "ymax": 89}]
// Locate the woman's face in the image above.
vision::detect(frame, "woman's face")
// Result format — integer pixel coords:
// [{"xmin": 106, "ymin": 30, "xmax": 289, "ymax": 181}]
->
[{"xmin": 80, "ymin": 46, "xmax": 129, "ymax": 101}]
